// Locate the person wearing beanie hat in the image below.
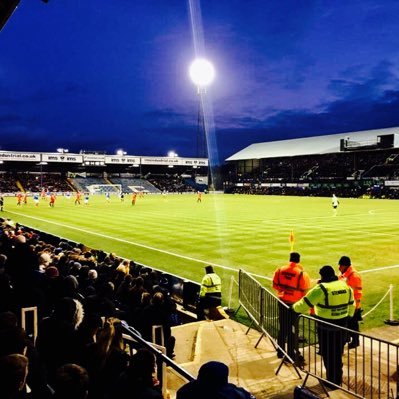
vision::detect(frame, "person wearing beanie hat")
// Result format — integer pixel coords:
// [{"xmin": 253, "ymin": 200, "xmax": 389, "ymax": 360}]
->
[
  {"xmin": 319, "ymin": 265, "xmax": 337, "ymax": 282},
  {"xmin": 176, "ymin": 360, "xmax": 255, "ymax": 399},
  {"xmin": 294, "ymin": 266, "xmax": 355, "ymax": 389},
  {"xmin": 45, "ymin": 266, "xmax": 60, "ymax": 279},
  {"xmin": 338, "ymin": 256, "xmax": 362, "ymax": 349},
  {"xmin": 272, "ymin": 252, "xmax": 310, "ymax": 363},
  {"xmin": 197, "ymin": 265, "xmax": 222, "ymax": 321}
]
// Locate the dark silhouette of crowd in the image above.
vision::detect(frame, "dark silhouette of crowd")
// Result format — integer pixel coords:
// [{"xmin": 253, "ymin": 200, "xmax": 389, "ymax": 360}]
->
[
  {"xmin": 0, "ymin": 173, "xmax": 18, "ymax": 193},
  {"xmin": 0, "ymin": 218, "xmax": 181, "ymax": 398},
  {"xmin": 224, "ymin": 148, "xmax": 399, "ymax": 199},
  {"xmin": 16, "ymin": 173, "xmax": 71, "ymax": 193},
  {"xmin": 148, "ymin": 174, "xmax": 196, "ymax": 193}
]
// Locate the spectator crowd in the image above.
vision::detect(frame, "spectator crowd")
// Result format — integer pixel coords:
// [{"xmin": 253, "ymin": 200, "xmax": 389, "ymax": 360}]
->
[{"xmin": 0, "ymin": 218, "xmax": 180, "ymax": 398}]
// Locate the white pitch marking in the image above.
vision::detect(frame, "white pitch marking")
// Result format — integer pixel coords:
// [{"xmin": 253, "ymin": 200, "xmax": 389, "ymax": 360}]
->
[
  {"xmin": 359, "ymin": 264, "xmax": 399, "ymax": 274},
  {"xmin": 6, "ymin": 210, "xmax": 271, "ymax": 280}
]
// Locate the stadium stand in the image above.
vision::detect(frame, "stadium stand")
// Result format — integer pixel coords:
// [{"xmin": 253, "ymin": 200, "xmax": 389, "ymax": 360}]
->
[
  {"xmin": 17, "ymin": 173, "xmax": 71, "ymax": 193},
  {"xmin": 0, "ymin": 217, "xmax": 201, "ymax": 398},
  {"xmin": 0, "ymin": 172, "xmax": 18, "ymax": 193},
  {"xmin": 109, "ymin": 176, "xmax": 161, "ymax": 193},
  {"xmin": 148, "ymin": 174, "xmax": 196, "ymax": 193},
  {"xmin": 70, "ymin": 177, "xmax": 110, "ymax": 193},
  {"xmin": 224, "ymin": 127, "xmax": 399, "ymax": 199}
]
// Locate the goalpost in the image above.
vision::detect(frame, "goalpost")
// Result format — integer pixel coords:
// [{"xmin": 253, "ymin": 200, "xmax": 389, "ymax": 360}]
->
[{"xmin": 87, "ymin": 184, "xmax": 122, "ymax": 195}]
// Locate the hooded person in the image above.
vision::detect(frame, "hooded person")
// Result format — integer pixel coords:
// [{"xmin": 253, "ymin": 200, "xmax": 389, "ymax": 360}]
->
[{"xmin": 176, "ymin": 361, "xmax": 255, "ymax": 399}]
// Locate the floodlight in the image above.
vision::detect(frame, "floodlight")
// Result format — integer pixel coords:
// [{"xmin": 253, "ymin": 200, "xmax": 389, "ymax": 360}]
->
[{"xmin": 189, "ymin": 58, "xmax": 215, "ymax": 87}]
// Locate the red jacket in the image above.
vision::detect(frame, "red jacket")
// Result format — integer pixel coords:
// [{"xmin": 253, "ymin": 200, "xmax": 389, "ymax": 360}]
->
[{"xmin": 273, "ymin": 262, "xmax": 310, "ymax": 304}]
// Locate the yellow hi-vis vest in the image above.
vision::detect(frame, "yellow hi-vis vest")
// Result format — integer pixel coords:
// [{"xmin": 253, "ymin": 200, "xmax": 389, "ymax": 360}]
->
[
  {"xmin": 293, "ymin": 279, "xmax": 355, "ymax": 320},
  {"xmin": 200, "ymin": 273, "xmax": 221, "ymax": 297}
]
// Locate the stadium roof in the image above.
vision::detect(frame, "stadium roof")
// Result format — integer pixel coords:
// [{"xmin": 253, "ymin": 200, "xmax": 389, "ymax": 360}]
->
[{"xmin": 225, "ymin": 127, "xmax": 399, "ymax": 161}]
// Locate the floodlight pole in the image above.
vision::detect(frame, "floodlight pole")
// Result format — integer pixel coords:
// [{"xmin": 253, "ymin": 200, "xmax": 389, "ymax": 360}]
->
[
  {"xmin": 189, "ymin": 58, "xmax": 215, "ymax": 190},
  {"xmin": 196, "ymin": 87, "xmax": 207, "ymax": 159}
]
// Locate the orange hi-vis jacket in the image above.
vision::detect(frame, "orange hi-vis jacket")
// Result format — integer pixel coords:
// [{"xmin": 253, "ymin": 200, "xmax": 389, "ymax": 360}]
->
[
  {"xmin": 273, "ymin": 262, "xmax": 311, "ymax": 304},
  {"xmin": 339, "ymin": 265, "xmax": 362, "ymax": 309}
]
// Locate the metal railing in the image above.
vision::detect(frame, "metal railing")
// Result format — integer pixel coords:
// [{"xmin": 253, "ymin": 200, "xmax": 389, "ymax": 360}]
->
[
  {"xmin": 297, "ymin": 315, "xmax": 399, "ymax": 398},
  {"xmin": 238, "ymin": 269, "xmax": 399, "ymax": 398},
  {"xmin": 121, "ymin": 321, "xmax": 195, "ymax": 395}
]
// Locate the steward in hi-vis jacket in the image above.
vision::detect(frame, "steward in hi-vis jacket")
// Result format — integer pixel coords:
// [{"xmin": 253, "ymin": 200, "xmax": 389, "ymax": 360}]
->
[{"xmin": 294, "ymin": 265, "xmax": 355, "ymax": 388}]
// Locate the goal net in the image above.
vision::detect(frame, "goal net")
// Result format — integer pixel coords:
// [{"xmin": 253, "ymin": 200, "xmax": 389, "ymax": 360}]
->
[{"xmin": 87, "ymin": 184, "xmax": 122, "ymax": 195}]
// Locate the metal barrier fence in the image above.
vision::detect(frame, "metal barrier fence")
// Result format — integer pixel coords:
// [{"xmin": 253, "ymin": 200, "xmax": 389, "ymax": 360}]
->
[
  {"xmin": 238, "ymin": 269, "xmax": 399, "ymax": 398},
  {"xmin": 297, "ymin": 315, "xmax": 399, "ymax": 398},
  {"xmin": 238, "ymin": 270, "xmax": 302, "ymax": 377}
]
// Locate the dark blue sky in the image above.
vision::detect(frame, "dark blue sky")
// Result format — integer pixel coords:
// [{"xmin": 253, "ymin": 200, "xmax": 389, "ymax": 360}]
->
[{"xmin": 1, "ymin": 0, "xmax": 399, "ymax": 162}]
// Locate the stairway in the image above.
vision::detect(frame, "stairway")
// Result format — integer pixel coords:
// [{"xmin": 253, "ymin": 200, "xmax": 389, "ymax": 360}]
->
[{"xmin": 167, "ymin": 319, "xmax": 304, "ymax": 399}]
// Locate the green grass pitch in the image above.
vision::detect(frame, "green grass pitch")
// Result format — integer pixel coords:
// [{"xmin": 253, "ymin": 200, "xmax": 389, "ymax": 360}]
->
[{"xmin": 2, "ymin": 193, "xmax": 399, "ymax": 330}]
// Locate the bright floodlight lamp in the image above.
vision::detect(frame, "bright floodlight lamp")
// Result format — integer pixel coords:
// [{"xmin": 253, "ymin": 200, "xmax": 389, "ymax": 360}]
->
[
  {"xmin": 167, "ymin": 151, "xmax": 178, "ymax": 158},
  {"xmin": 116, "ymin": 149, "xmax": 126, "ymax": 156},
  {"xmin": 57, "ymin": 148, "xmax": 69, "ymax": 153},
  {"xmin": 189, "ymin": 58, "xmax": 215, "ymax": 88}
]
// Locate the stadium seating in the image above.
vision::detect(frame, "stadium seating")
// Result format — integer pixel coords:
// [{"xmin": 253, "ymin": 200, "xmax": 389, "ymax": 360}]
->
[{"xmin": 0, "ymin": 217, "xmax": 203, "ymax": 398}]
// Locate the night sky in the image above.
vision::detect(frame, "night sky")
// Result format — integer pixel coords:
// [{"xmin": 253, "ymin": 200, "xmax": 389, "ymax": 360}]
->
[{"xmin": 1, "ymin": 0, "xmax": 399, "ymax": 163}]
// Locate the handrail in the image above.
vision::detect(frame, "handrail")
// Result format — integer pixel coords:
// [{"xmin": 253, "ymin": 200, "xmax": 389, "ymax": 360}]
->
[{"xmin": 120, "ymin": 321, "xmax": 195, "ymax": 383}]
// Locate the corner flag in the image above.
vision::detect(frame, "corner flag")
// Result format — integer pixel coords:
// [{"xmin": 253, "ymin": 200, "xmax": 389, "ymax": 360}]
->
[{"xmin": 289, "ymin": 230, "xmax": 294, "ymax": 251}]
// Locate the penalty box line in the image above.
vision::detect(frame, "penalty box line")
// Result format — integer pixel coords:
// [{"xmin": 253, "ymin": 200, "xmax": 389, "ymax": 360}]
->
[{"xmin": 6, "ymin": 211, "xmax": 270, "ymax": 277}]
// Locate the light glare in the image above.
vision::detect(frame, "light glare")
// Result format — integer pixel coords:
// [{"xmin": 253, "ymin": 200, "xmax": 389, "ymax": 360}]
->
[{"xmin": 189, "ymin": 58, "xmax": 215, "ymax": 87}]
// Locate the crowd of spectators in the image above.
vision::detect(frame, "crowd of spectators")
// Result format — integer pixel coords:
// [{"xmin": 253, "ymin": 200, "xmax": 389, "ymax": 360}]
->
[
  {"xmin": 0, "ymin": 218, "xmax": 180, "ymax": 398},
  {"xmin": 225, "ymin": 184, "xmax": 399, "ymax": 199},
  {"xmin": 0, "ymin": 173, "xmax": 18, "ymax": 193},
  {"xmin": 225, "ymin": 149, "xmax": 399, "ymax": 199},
  {"xmin": 228, "ymin": 149, "xmax": 399, "ymax": 183},
  {"xmin": 148, "ymin": 175, "xmax": 196, "ymax": 193},
  {"xmin": 16, "ymin": 173, "xmax": 71, "ymax": 193}
]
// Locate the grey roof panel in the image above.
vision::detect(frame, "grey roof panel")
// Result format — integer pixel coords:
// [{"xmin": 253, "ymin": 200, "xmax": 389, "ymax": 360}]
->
[{"xmin": 225, "ymin": 127, "xmax": 399, "ymax": 161}]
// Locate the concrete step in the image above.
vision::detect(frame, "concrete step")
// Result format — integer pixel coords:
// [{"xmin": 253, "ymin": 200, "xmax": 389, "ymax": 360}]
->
[{"xmin": 167, "ymin": 319, "xmax": 306, "ymax": 399}]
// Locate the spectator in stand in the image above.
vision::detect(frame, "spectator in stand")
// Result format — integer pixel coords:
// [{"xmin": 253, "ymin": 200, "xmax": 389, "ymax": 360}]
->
[
  {"xmin": 36, "ymin": 297, "xmax": 84, "ymax": 384},
  {"xmin": 85, "ymin": 282, "xmax": 118, "ymax": 319},
  {"xmin": 116, "ymin": 348, "xmax": 163, "ymax": 399},
  {"xmin": 129, "ymin": 291, "xmax": 151, "ymax": 333},
  {"xmin": 142, "ymin": 292, "xmax": 176, "ymax": 358},
  {"xmin": 115, "ymin": 274, "xmax": 133, "ymax": 305},
  {"xmin": 0, "ymin": 354, "xmax": 29, "ymax": 399},
  {"xmin": 53, "ymin": 364, "xmax": 89, "ymax": 399},
  {"xmin": 0, "ymin": 311, "xmax": 51, "ymax": 399},
  {"xmin": 127, "ymin": 276, "xmax": 147, "ymax": 311},
  {"xmin": 75, "ymin": 313, "xmax": 103, "ymax": 357},
  {"xmin": 81, "ymin": 317, "xmax": 129, "ymax": 399},
  {"xmin": 0, "ymin": 255, "xmax": 15, "ymax": 313},
  {"xmin": 176, "ymin": 361, "xmax": 255, "ymax": 399},
  {"xmin": 272, "ymin": 252, "xmax": 310, "ymax": 363}
]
